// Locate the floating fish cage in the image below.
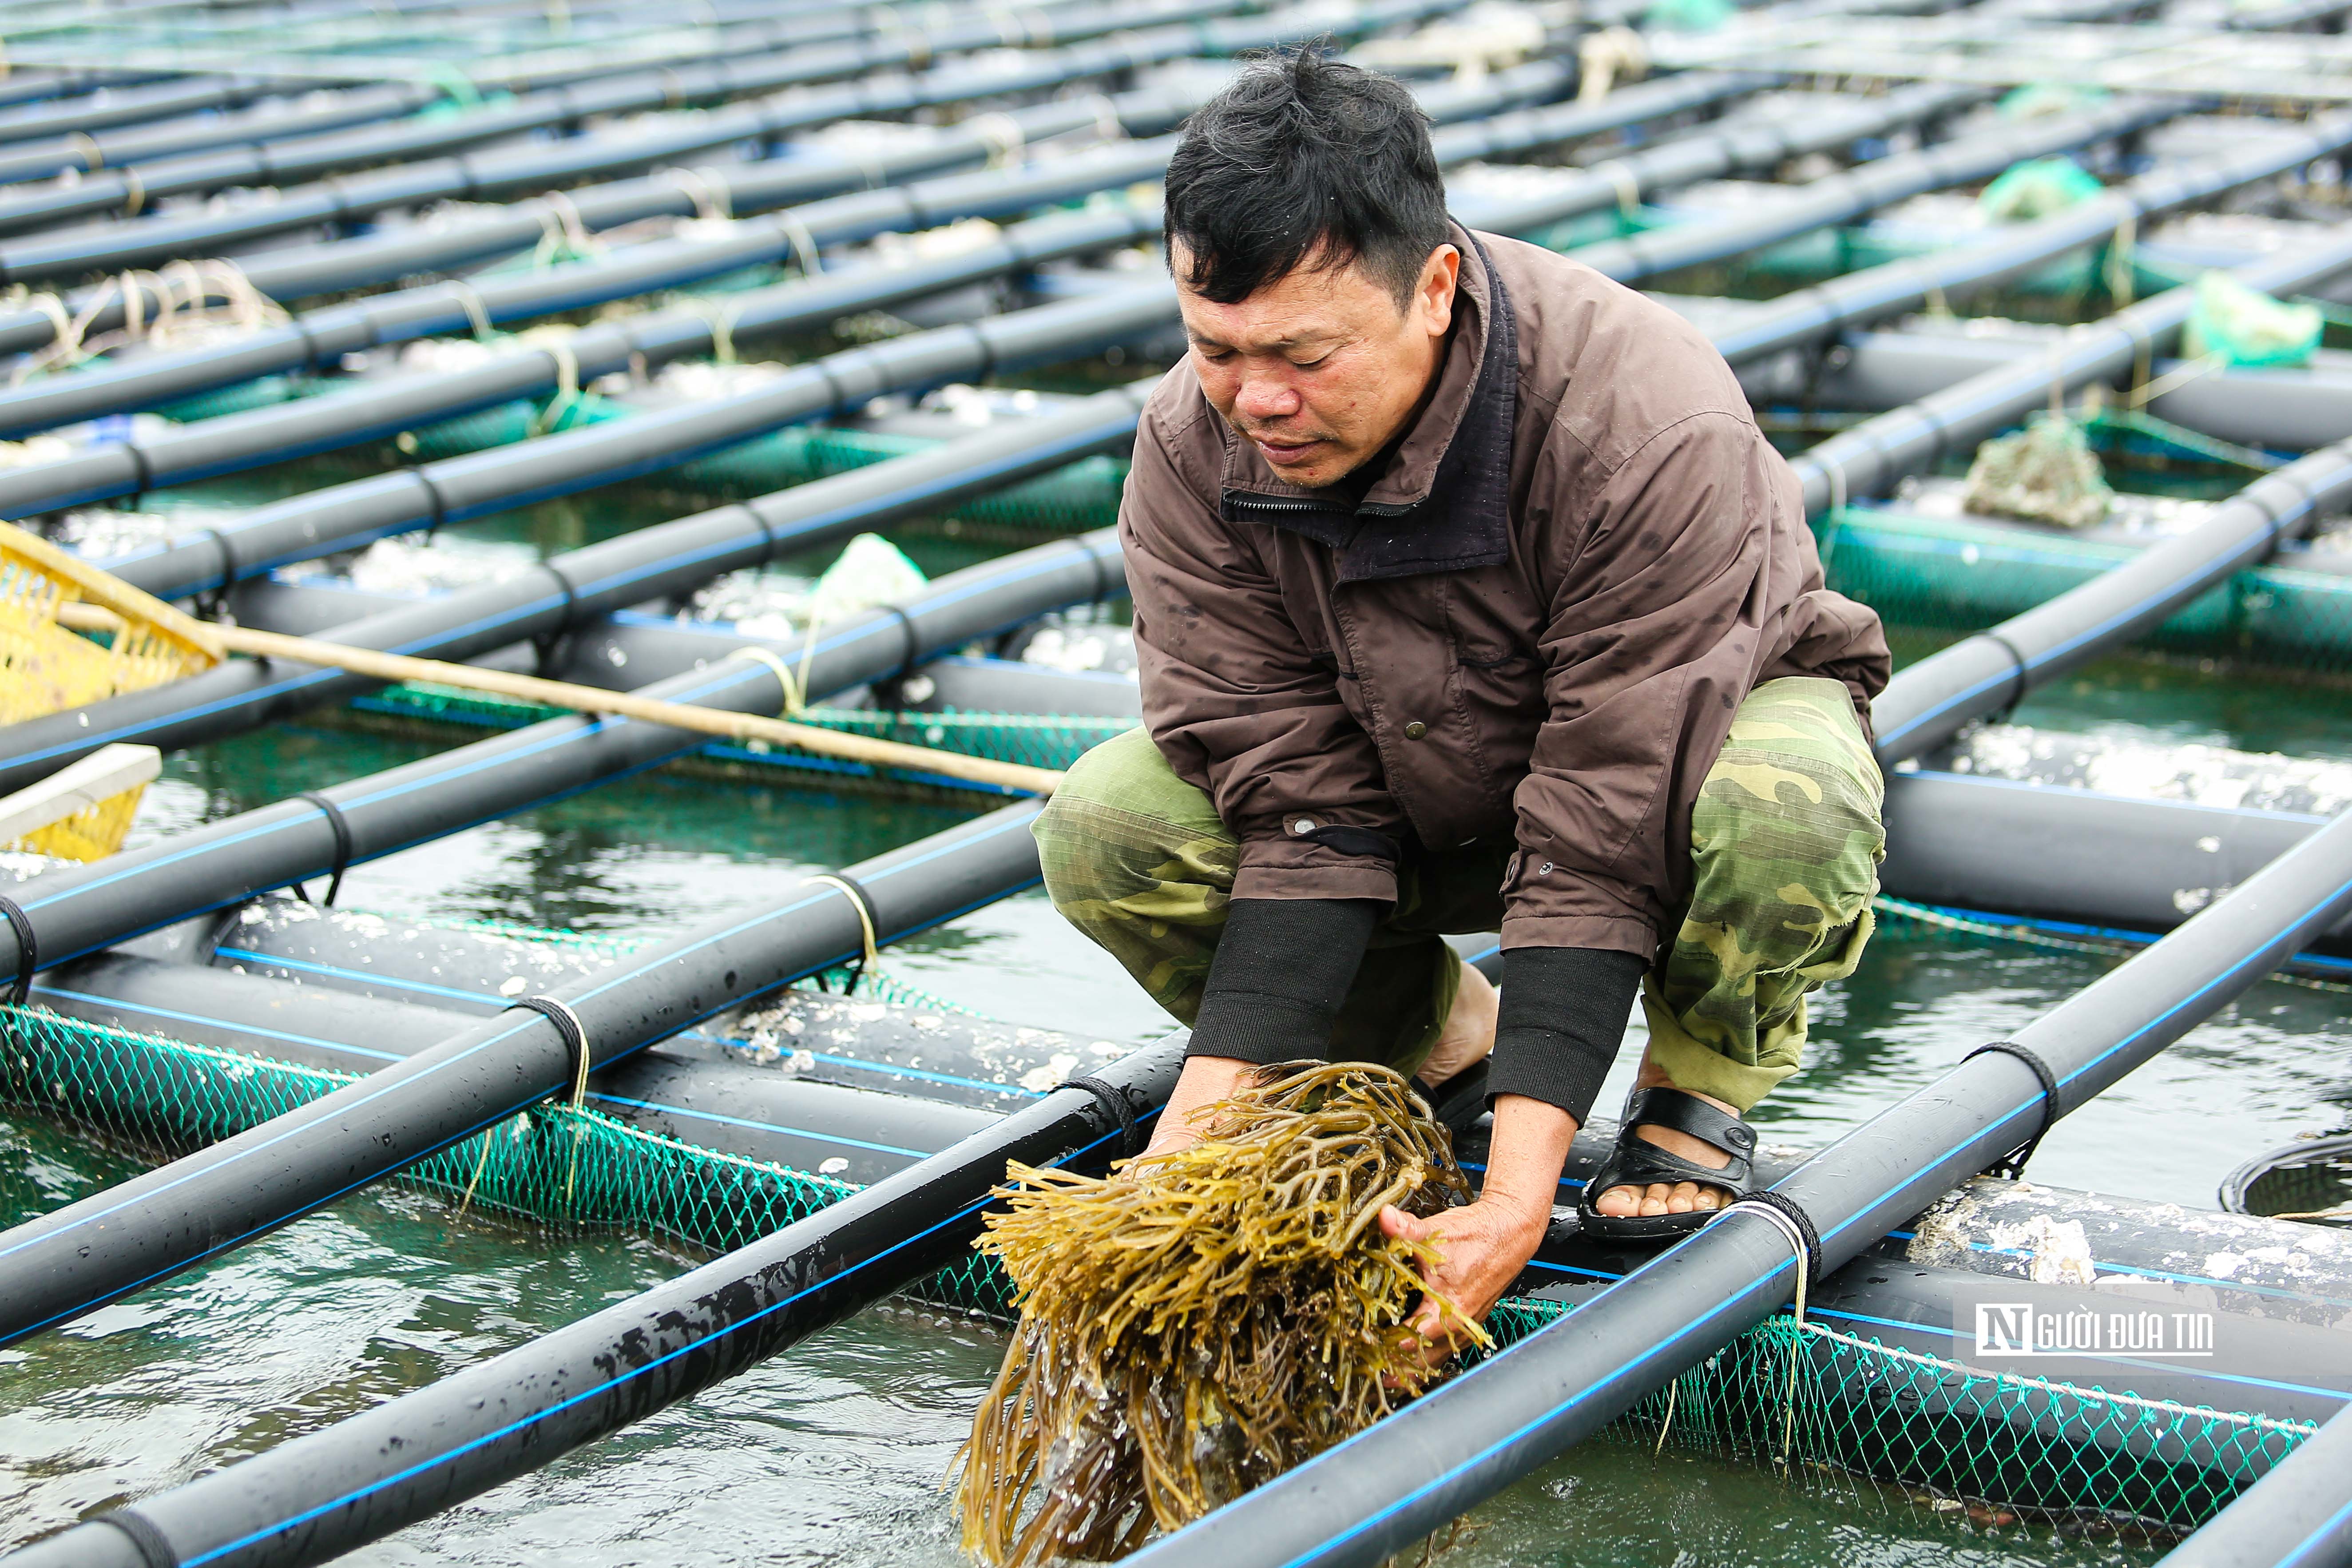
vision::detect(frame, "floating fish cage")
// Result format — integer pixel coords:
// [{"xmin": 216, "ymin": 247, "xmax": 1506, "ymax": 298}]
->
[{"xmin": 2, "ymin": 0, "xmax": 2352, "ymax": 1562}]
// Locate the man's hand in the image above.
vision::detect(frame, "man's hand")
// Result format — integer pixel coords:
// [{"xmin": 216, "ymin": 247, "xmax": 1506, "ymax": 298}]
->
[
  {"xmin": 1378, "ymin": 1195, "xmax": 1548, "ymax": 1356},
  {"xmin": 1382, "ymin": 1092, "xmax": 1578, "ymax": 1365},
  {"xmin": 1132, "ymin": 1053, "xmax": 1255, "ymax": 1163}
]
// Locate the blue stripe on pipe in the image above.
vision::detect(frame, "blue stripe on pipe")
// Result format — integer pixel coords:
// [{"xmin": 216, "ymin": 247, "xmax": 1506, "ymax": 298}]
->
[
  {"xmin": 2281, "ymin": 1491, "xmax": 2352, "ymax": 1568},
  {"xmin": 177, "ymin": 1097, "xmax": 1159, "ymax": 1568}
]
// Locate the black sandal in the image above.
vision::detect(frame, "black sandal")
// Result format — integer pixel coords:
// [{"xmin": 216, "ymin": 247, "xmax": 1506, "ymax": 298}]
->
[{"xmin": 1576, "ymin": 1087, "xmax": 1759, "ymax": 1242}]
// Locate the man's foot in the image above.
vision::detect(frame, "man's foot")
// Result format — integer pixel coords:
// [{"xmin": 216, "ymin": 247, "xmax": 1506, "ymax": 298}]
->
[
  {"xmin": 1415, "ymin": 959, "xmax": 1498, "ymax": 1090},
  {"xmin": 1587, "ymin": 1078, "xmax": 1751, "ymax": 1220}
]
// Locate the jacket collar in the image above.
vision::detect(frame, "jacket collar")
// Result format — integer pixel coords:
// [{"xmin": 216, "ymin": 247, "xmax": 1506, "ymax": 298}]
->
[{"xmin": 1217, "ymin": 222, "xmax": 1518, "ymax": 584}]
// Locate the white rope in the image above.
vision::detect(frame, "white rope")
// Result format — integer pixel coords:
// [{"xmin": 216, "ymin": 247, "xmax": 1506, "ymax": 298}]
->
[{"xmin": 1723, "ymin": 1199, "xmax": 1813, "ymax": 1471}]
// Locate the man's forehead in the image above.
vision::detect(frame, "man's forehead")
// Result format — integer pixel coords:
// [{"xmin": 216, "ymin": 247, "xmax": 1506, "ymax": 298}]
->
[{"xmin": 1172, "ymin": 250, "xmax": 1375, "ymax": 348}]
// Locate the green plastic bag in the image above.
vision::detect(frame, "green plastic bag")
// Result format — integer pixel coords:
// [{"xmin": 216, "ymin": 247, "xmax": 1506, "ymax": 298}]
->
[
  {"xmin": 1979, "ymin": 157, "xmax": 2105, "ymax": 222},
  {"xmin": 1963, "ymin": 414, "xmax": 2115, "ymax": 530},
  {"xmin": 2182, "ymin": 271, "xmax": 2324, "ymax": 369},
  {"xmin": 1644, "ymin": 0, "xmax": 1733, "ymax": 32},
  {"xmin": 807, "ymin": 533, "xmax": 929, "ymax": 627}
]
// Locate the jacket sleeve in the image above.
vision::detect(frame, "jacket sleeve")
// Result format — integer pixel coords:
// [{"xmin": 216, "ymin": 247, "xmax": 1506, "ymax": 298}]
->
[
  {"xmin": 1122, "ymin": 397, "xmax": 1408, "ymax": 905},
  {"xmin": 1503, "ymin": 408, "xmax": 1797, "ymax": 958}
]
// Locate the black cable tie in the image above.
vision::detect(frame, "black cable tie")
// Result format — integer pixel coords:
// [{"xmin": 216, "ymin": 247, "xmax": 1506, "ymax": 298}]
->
[
  {"xmin": 197, "ymin": 526, "xmax": 239, "ymax": 612},
  {"xmin": 120, "ymin": 438, "xmax": 154, "ymax": 503},
  {"xmin": 505, "ymin": 993, "xmax": 591, "ymax": 1082},
  {"xmin": 1730, "ymin": 1187, "xmax": 1823, "ymax": 1284},
  {"xmin": 1061, "ymin": 1073, "xmax": 1141, "ymax": 1159},
  {"xmin": 532, "ymin": 564, "xmax": 583, "ymax": 676},
  {"xmin": 295, "ymin": 790, "xmax": 355, "ymax": 908},
  {"xmin": 876, "ymin": 603, "xmax": 923, "ymax": 683},
  {"xmin": 0, "ymin": 894, "xmax": 36, "ymax": 1008},
  {"xmin": 92, "ymin": 1509, "xmax": 177, "ymax": 1568},
  {"xmin": 1964, "ymin": 1038, "xmax": 2062, "ymax": 1180},
  {"xmin": 411, "ymin": 466, "xmax": 450, "ymax": 544}
]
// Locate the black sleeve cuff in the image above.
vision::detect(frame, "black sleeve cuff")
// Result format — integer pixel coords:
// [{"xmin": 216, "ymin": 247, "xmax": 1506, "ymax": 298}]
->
[
  {"xmin": 1486, "ymin": 946, "xmax": 1647, "ymax": 1126},
  {"xmin": 1186, "ymin": 897, "xmax": 1383, "ymax": 1067}
]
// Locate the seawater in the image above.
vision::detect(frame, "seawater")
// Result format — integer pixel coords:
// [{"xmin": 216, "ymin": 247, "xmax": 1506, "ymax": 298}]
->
[{"xmin": 4, "ymin": 540, "xmax": 2349, "ymax": 1563}]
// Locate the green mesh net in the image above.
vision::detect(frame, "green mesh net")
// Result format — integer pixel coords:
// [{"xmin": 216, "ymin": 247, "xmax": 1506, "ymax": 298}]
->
[
  {"xmin": 0, "ymin": 992, "xmax": 2320, "ymax": 1530},
  {"xmin": 389, "ymin": 399, "xmax": 1126, "ymax": 534},
  {"xmin": 1979, "ymin": 157, "xmax": 2106, "ymax": 223},
  {"xmin": 347, "ymin": 686, "xmax": 1142, "ymax": 787},
  {"xmin": 1485, "ymin": 1298, "xmax": 2316, "ymax": 1532},
  {"xmin": 1819, "ymin": 504, "xmax": 2352, "ymax": 676}
]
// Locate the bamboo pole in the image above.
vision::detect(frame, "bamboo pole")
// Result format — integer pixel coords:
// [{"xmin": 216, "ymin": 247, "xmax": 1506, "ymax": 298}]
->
[{"xmin": 52, "ymin": 602, "xmax": 1067, "ymax": 797}]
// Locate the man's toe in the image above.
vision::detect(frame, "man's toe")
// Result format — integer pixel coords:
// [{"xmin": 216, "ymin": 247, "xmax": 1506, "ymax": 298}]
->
[{"xmin": 1593, "ymin": 1183, "xmax": 1637, "ymax": 1217}]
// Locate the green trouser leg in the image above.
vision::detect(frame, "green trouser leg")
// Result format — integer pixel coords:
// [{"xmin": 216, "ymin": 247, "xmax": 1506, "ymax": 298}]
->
[
  {"xmin": 1030, "ymin": 726, "xmax": 1507, "ymax": 1077},
  {"xmin": 1034, "ymin": 677, "xmax": 1884, "ymax": 1112},
  {"xmin": 1638, "ymin": 676, "xmax": 1887, "ymax": 1114}
]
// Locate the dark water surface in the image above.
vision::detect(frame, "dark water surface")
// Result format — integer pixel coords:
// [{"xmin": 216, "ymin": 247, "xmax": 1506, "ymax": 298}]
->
[{"xmin": 7, "ymin": 544, "xmax": 2352, "ymax": 1562}]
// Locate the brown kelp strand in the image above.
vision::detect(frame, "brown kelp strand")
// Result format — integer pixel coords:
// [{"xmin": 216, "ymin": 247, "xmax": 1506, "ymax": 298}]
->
[{"xmin": 954, "ymin": 1060, "xmax": 1483, "ymax": 1566}]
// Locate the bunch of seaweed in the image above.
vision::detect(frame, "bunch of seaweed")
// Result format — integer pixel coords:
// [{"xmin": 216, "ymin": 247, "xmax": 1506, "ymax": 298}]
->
[{"xmin": 954, "ymin": 1060, "xmax": 1482, "ymax": 1566}]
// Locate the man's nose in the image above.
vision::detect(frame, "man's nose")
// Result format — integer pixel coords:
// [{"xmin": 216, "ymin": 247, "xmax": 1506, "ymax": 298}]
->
[{"xmin": 1233, "ymin": 370, "xmax": 1302, "ymax": 423}]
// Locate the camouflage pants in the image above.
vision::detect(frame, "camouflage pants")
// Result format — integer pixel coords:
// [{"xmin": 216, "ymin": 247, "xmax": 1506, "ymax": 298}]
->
[{"xmin": 1032, "ymin": 677, "xmax": 1884, "ymax": 1114}]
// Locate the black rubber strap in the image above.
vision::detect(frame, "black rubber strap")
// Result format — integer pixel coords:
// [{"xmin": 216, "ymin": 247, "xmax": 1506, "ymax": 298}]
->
[
  {"xmin": 1732, "ymin": 1187, "xmax": 1824, "ymax": 1284},
  {"xmin": 0, "ymin": 894, "xmax": 35, "ymax": 1008},
  {"xmin": 93, "ymin": 1508, "xmax": 178, "ymax": 1568},
  {"xmin": 1061, "ymin": 1074, "xmax": 1141, "ymax": 1159},
  {"xmin": 1965, "ymin": 1038, "xmax": 2062, "ymax": 1179},
  {"xmin": 293, "ymin": 791, "xmax": 354, "ymax": 908},
  {"xmin": 505, "ymin": 994, "xmax": 589, "ymax": 1080}
]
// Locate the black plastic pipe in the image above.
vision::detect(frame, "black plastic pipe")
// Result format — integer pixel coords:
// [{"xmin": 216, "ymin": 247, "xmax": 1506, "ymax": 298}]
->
[
  {"xmin": 91, "ymin": 282, "xmax": 1174, "ymax": 600},
  {"xmin": 2158, "ymin": 1409, "xmax": 2352, "ymax": 1568},
  {"xmin": 0, "ymin": 199, "xmax": 1169, "ymax": 516},
  {"xmin": 0, "ymin": 0, "xmax": 1479, "ymax": 329},
  {"xmin": 0, "ymin": 56, "xmax": 1666, "ymax": 504},
  {"xmin": 1560, "ymin": 91, "xmax": 2168, "ymax": 286},
  {"xmin": 3, "ymin": 1030, "xmax": 1180, "ymax": 1568},
  {"xmin": 1869, "ymin": 441, "xmax": 2352, "ymax": 763},
  {"xmin": 0, "ymin": 798, "xmax": 1059, "ymax": 1347},
  {"xmin": 0, "ymin": 3, "xmax": 1572, "ymax": 352},
  {"xmin": 27, "ymin": 949, "xmax": 1000, "ymax": 1184},
  {"xmin": 1789, "ymin": 233, "xmax": 2352, "ymax": 520},
  {"xmin": 0, "ymin": 521, "xmax": 1125, "ymax": 981},
  {"xmin": 0, "ymin": 379, "xmax": 1157, "ymax": 792},
  {"xmin": 0, "ymin": 79, "xmax": 440, "ymax": 185},
  {"xmin": 1882, "ymin": 770, "xmax": 2352, "ymax": 945},
  {"xmin": 1113, "ymin": 770, "xmax": 2352, "ymax": 1568},
  {"xmin": 1744, "ymin": 328, "xmax": 2352, "ymax": 449},
  {"xmin": 1707, "ymin": 108, "xmax": 2352, "ymax": 368},
  {"xmin": 0, "ymin": 0, "xmax": 1386, "ymax": 241},
  {"xmin": 0, "ymin": 75, "xmax": 310, "ymax": 146}
]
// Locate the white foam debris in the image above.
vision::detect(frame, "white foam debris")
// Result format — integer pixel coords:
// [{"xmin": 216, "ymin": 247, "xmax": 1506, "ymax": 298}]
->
[
  {"xmin": 1988, "ymin": 1213, "xmax": 2099, "ymax": 1285},
  {"xmin": 1947, "ymin": 724, "xmax": 2352, "ymax": 817}
]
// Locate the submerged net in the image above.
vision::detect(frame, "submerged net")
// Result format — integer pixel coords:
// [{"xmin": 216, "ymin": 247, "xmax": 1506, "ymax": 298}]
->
[
  {"xmin": 1486, "ymin": 1296, "xmax": 2316, "ymax": 1534},
  {"xmin": 956, "ymin": 1062, "xmax": 1478, "ymax": 1565},
  {"xmin": 1821, "ymin": 504, "xmax": 2352, "ymax": 678},
  {"xmin": 350, "ymin": 684, "xmax": 1140, "ymax": 784}
]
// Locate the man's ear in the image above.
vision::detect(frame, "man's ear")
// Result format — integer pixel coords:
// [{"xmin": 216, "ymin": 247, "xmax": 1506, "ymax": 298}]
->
[{"xmin": 1416, "ymin": 244, "xmax": 1462, "ymax": 337}]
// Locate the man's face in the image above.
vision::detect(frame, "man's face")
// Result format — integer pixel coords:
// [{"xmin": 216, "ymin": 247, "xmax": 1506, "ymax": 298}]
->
[{"xmin": 1175, "ymin": 241, "xmax": 1460, "ymax": 490}]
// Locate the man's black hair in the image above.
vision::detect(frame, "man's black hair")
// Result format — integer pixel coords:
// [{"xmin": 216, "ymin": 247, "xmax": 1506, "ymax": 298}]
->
[{"xmin": 1164, "ymin": 48, "xmax": 1450, "ymax": 309}]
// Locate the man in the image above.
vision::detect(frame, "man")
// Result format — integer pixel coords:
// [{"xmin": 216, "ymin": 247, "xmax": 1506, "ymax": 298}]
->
[{"xmin": 1033, "ymin": 51, "xmax": 1891, "ymax": 1349}]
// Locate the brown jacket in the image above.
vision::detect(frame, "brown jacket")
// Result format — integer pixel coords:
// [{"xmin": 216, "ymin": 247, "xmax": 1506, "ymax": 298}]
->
[{"xmin": 1121, "ymin": 224, "xmax": 1891, "ymax": 959}]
